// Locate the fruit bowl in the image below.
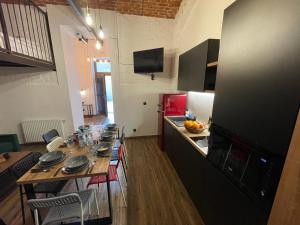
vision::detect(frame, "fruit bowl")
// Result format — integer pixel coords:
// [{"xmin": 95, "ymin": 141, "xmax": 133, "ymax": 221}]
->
[
  {"xmin": 184, "ymin": 120, "xmax": 206, "ymax": 134},
  {"xmin": 185, "ymin": 126, "xmax": 206, "ymax": 134}
]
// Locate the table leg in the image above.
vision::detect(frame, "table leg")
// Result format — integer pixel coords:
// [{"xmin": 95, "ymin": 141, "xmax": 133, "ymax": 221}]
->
[
  {"xmin": 19, "ymin": 185, "xmax": 25, "ymax": 224},
  {"xmin": 106, "ymin": 173, "xmax": 113, "ymax": 223}
]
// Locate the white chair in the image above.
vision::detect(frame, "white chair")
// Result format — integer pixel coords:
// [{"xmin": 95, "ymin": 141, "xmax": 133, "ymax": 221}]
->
[
  {"xmin": 46, "ymin": 136, "xmax": 64, "ymax": 152},
  {"xmin": 27, "ymin": 189, "xmax": 99, "ymax": 225}
]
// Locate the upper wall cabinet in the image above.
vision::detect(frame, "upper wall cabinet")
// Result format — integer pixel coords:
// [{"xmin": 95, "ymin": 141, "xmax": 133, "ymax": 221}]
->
[{"xmin": 177, "ymin": 39, "xmax": 220, "ymax": 92}]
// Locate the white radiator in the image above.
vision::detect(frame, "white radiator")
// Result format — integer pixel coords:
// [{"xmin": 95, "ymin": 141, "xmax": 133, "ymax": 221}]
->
[{"xmin": 21, "ymin": 119, "xmax": 65, "ymax": 143}]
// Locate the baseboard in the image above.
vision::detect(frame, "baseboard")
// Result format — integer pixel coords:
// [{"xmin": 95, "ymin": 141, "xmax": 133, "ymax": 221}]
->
[
  {"xmin": 126, "ymin": 135, "xmax": 158, "ymax": 139},
  {"xmin": 21, "ymin": 142, "xmax": 45, "ymax": 146}
]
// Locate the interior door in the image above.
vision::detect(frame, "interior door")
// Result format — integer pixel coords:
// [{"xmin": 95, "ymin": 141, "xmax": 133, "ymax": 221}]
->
[{"xmin": 95, "ymin": 76, "xmax": 107, "ymax": 116}]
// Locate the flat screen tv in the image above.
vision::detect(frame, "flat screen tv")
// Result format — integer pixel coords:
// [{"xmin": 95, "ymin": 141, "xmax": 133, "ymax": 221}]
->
[{"xmin": 133, "ymin": 48, "xmax": 164, "ymax": 73}]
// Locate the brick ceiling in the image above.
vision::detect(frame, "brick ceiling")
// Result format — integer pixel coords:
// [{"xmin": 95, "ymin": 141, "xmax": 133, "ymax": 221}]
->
[{"xmin": 33, "ymin": 0, "xmax": 183, "ymax": 19}]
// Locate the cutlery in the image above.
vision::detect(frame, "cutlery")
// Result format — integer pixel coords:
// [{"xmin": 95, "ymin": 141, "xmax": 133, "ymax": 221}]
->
[
  {"xmin": 89, "ymin": 161, "xmax": 96, "ymax": 173},
  {"xmin": 30, "ymin": 168, "xmax": 50, "ymax": 173},
  {"xmin": 85, "ymin": 160, "xmax": 96, "ymax": 174},
  {"xmin": 53, "ymin": 167, "xmax": 63, "ymax": 177},
  {"xmin": 85, "ymin": 165, "xmax": 91, "ymax": 175}
]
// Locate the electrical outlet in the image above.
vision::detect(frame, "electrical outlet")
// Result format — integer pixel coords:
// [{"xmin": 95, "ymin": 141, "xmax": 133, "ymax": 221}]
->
[
  {"xmin": 143, "ymin": 102, "xmax": 147, "ymax": 105},
  {"xmin": 133, "ymin": 129, "xmax": 137, "ymax": 132}
]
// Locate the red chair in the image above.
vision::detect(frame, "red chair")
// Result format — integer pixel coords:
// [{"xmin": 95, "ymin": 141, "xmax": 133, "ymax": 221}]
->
[{"xmin": 87, "ymin": 144, "xmax": 127, "ymax": 206}]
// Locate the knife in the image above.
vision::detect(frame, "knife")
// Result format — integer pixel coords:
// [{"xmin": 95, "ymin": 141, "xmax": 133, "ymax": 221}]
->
[
  {"xmin": 53, "ymin": 167, "xmax": 63, "ymax": 177},
  {"xmin": 89, "ymin": 164, "xmax": 94, "ymax": 173}
]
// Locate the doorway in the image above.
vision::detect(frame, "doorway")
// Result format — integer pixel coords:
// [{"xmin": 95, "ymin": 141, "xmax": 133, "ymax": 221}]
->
[{"xmin": 94, "ymin": 57, "xmax": 114, "ymax": 122}]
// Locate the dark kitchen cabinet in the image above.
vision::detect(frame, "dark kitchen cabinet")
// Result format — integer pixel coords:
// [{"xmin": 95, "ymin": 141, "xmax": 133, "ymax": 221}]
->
[
  {"xmin": 212, "ymin": 0, "xmax": 300, "ymax": 156},
  {"xmin": 177, "ymin": 39, "xmax": 220, "ymax": 92},
  {"xmin": 164, "ymin": 120, "xmax": 269, "ymax": 225}
]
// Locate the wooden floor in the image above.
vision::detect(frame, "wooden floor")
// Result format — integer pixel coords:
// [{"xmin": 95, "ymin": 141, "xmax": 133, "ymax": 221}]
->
[
  {"xmin": 84, "ymin": 115, "xmax": 108, "ymax": 126},
  {"xmin": 0, "ymin": 137, "xmax": 204, "ymax": 225}
]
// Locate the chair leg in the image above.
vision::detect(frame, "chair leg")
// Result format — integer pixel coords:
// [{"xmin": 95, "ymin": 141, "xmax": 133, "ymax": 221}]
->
[
  {"xmin": 123, "ymin": 151, "xmax": 128, "ymax": 169},
  {"xmin": 121, "ymin": 158, "xmax": 128, "ymax": 184},
  {"xmin": 34, "ymin": 209, "xmax": 40, "ymax": 225},
  {"xmin": 116, "ymin": 172, "xmax": 127, "ymax": 207},
  {"xmin": 94, "ymin": 190, "xmax": 100, "ymax": 215},
  {"xmin": 19, "ymin": 186, "xmax": 25, "ymax": 224},
  {"xmin": 75, "ymin": 179, "xmax": 79, "ymax": 191},
  {"xmin": 123, "ymin": 143, "xmax": 129, "ymax": 168}
]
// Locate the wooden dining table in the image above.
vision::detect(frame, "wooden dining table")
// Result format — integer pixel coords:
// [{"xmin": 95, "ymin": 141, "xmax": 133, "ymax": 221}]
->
[{"xmin": 16, "ymin": 142, "xmax": 115, "ymax": 225}]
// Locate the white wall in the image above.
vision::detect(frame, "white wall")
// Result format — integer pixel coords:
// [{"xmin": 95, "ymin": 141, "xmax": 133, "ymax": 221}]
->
[
  {"xmin": 173, "ymin": 0, "xmax": 235, "ymax": 122},
  {"xmin": 87, "ymin": 9, "xmax": 177, "ymax": 136},
  {"xmin": 61, "ymin": 26, "xmax": 84, "ymax": 129},
  {"xmin": 0, "ymin": 1, "xmax": 238, "ymax": 142},
  {"xmin": 115, "ymin": 15, "xmax": 176, "ymax": 136},
  {"xmin": 0, "ymin": 5, "xmax": 86, "ymax": 143}
]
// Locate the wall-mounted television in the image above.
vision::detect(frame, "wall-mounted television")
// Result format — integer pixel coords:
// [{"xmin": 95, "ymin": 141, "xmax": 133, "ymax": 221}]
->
[{"xmin": 133, "ymin": 48, "xmax": 164, "ymax": 73}]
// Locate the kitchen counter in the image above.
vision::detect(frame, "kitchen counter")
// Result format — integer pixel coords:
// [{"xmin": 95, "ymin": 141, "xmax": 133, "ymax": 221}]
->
[{"xmin": 164, "ymin": 116, "xmax": 209, "ymax": 157}]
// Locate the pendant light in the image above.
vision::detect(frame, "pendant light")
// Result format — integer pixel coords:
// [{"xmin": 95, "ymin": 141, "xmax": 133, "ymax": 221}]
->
[
  {"xmin": 85, "ymin": 1, "xmax": 92, "ymax": 26},
  {"xmin": 99, "ymin": 25, "xmax": 104, "ymax": 39},
  {"xmin": 97, "ymin": 3, "xmax": 105, "ymax": 40},
  {"xmin": 95, "ymin": 40, "xmax": 102, "ymax": 50}
]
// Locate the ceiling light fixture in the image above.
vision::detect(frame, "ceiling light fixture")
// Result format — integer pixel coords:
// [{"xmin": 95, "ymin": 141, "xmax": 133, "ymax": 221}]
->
[
  {"xmin": 95, "ymin": 40, "xmax": 102, "ymax": 50},
  {"xmin": 85, "ymin": 1, "xmax": 92, "ymax": 26},
  {"xmin": 97, "ymin": 4, "xmax": 105, "ymax": 40},
  {"xmin": 99, "ymin": 25, "xmax": 104, "ymax": 39}
]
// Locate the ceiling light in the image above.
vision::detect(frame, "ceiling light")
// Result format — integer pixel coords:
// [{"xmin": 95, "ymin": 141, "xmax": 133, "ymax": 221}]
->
[
  {"xmin": 80, "ymin": 89, "xmax": 87, "ymax": 97},
  {"xmin": 87, "ymin": 57, "xmax": 90, "ymax": 62},
  {"xmin": 95, "ymin": 40, "xmax": 101, "ymax": 50},
  {"xmin": 93, "ymin": 57, "xmax": 96, "ymax": 62},
  {"xmin": 99, "ymin": 25, "xmax": 104, "ymax": 39},
  {"xmin": 86, "ymin": 13, "xmax": 93, "ymax": 26}
]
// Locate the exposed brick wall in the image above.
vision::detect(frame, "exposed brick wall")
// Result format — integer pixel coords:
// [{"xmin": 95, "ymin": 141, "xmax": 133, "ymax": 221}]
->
[{"xmin": 31, "ymin": 0, "xmax": 182, "ymax": 19}]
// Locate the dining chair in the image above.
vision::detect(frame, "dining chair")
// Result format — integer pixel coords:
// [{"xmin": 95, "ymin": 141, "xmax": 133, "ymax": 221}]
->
[
  {"xmin": 28, "ymin": 189, "xmax": 99, "ymax": 225},
  {"xmin": 111, "ymin": 127, "xmax": 128, "ymax": 177},
  {"xmin": 87, "ymin": 144, "xmax": 127, "ymax": 206},
  {"xmin": 42, "ymin": 129, "xmax": 60, "ymax": 144},
  {"xmin": 11, "ymin": 152, "xmax": 67, "ymax": 224},
  {"xmin": 46, "ymin": 137, "xmax": 64, "ymax": 152},
  {"xmin": 0, "ymin": 218, "xmax": 6, "ymax": 225}
]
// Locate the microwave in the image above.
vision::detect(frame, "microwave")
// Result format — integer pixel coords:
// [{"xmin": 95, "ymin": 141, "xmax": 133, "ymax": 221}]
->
[{"xmin": 208, "ymin": 124, "xmax": 283, "ymax": 202}]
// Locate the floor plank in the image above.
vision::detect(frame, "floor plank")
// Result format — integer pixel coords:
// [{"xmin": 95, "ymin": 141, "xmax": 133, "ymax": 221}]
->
[{"xmin": 0, "ymin": 136, "xmax": 203, "ymax": 225}]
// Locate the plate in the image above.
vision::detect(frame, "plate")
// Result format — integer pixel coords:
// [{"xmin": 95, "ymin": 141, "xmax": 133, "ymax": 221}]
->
[
  {"xmin": 64, "ymin": 155, "xmax": 89, "ymax": 170},
  {"xmin": 39, "ymin": 151, "xmax": 65, "ymax": 164},
  {"xmin": 97, "ymin": 142, "xmax": 112, "ymax": 151},
  {"xmin": 38, "ymin": 156, "xmax": 65, "ymax": 168},
  {"xmin": 101, "ymin": 131, "xmax": 114, "ymax": 141},
  {"xmin": 106, "ymin": 123, "xmax": 117, "ymax": 130},
  {"xmin": 62, "ymin": 162, "xmax": 89, "ymax": 174}
]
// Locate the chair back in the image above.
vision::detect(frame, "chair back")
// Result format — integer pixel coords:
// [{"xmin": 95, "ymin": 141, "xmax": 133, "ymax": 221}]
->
[
  {"xmin": 42, "ymin": 129, "xmax": 60, "ymax": 144},
  {"xmin": 120, "ymin": 127, "xmax": 125, "ymax": 144},
  {"xmin": 11, "ymin": 152, "xmax": 42, "ymax": 178},
  {"xmin": 0, "ymin": 218, "xmax": 6, "ymax": 225},
  {"xmin": 28, "ymin": 193, "xmax": 82, "ymax": 210},
  {"xmin": 116, "ymin": 144, "xmax": 125, "ymax": 168},
  {"xmin": 46, "ymin": 137, "xmax": 64, "ymax": 152}
]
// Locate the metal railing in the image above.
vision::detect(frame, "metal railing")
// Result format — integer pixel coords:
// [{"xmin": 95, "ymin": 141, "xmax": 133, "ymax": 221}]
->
[{"xmin": 0, "ymin": 0, "xmax": 55, "ymax": 67}]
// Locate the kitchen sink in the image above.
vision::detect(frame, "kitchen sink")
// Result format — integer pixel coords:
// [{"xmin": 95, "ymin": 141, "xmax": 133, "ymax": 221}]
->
[
  {"xmin": 167, "ymin": 116, "xmax": 186, "ymax": 127},
  {"xmin": 190, "ymin": 136, "xmax": 209, "ymax": 148}
]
